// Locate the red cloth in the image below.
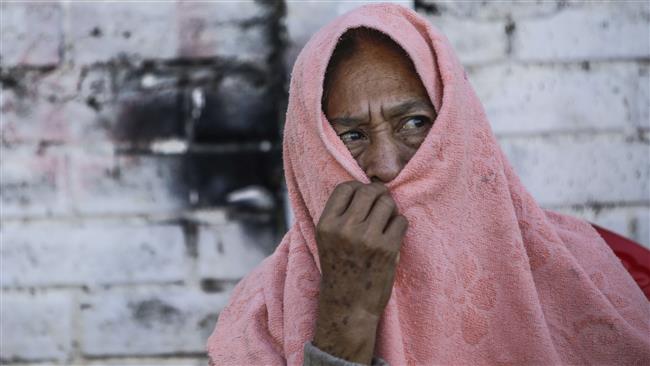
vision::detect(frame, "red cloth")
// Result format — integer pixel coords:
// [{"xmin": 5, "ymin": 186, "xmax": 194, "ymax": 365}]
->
[{"xmin": 593, "ymin": 224, "xmax": 650, "ymax": 300}]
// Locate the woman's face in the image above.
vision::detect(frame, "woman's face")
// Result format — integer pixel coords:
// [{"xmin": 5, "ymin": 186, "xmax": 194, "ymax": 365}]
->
[{"xmin": 324, "ymin": 38, "xmax": 437, "ymax": 183}]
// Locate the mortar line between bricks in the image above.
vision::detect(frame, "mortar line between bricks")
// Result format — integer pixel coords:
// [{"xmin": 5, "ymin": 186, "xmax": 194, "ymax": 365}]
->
[
  {"xmin": 181, "ymin": 220, "xmax": 202, "ymax": 289},
  {"xmin": 0, "ymin": 280, "xmax": 221, "ymax": 294},
  {"xmin": 494, "ymin": 128, "xmax": 650, "ymax": 142},
  {"xmin": 519, "ymin": 56, "xmax": 650, "ymax": 65},
  {"xmin": 413, "ymin": 0, "xmax": 573, "ymax": 21},
  {"xmin": 60, "ymin": 0, "xmax": 72, "ymax": 68},
  {"xmin": 461, "ymin": 58, "xmax": 650, "ymax": 70},
  {"xmin": 69, "ymin": 287, "xmax": 84, "ymax": 365},
  {"xmin": 0, "ymin": 210, "xmax": 234, "ymax": 225},
  {"xmin": 543, "ymin": 201, "xmax": 650, "ymax": 211}
]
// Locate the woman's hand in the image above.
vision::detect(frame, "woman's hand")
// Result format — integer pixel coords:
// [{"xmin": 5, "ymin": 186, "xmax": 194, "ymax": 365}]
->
[{"xmin": 312, "ymin": 181, "xmax": 408, "ymax": 365}]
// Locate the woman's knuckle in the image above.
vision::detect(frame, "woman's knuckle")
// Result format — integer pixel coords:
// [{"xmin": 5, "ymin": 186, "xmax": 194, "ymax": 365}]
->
[
  {"xmin": 356, "ymin": 185, "xmax": 372, "ymax": 195},
  {"xmin": 340, "ymin": 222, "xmax": 357, "ymax": 238},
  {"xmin": 376, "ymin": 244, "xmax": 394, "ymax": 257},
  {"xmin": 334, "ymin": 183, "xmax": 353, "ymax": 196},
  {"xmin": 361, "ymin": 227, "xmax": 376, "ymax": 243},
  {"xmin": 316, "ymin": 222, "xmax": 329, "ymax": 236},
  {"xmin": 378, "ymin": 195, "xmax": 395, "ymax": 210},
  {"xmin": 369, "ymin": 184, "xmax": 386, "ymax": 196}
]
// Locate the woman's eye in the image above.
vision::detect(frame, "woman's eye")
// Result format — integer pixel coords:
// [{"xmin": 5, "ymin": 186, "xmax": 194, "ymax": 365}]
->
[
  {"xmin": 401, "ymin": 117, "xmax": 428, "ymax": 130},
  {"xmin": 339, "ymin": 130, "xmax": 365, "ymax": 143}
]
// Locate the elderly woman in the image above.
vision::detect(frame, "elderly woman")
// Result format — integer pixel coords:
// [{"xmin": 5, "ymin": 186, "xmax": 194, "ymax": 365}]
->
[{"xmin": 207, "ymin": 4, "xmax": 650, "ymax": 365}]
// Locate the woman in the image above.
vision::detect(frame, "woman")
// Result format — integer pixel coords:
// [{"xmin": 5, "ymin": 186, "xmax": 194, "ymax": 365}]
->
[{"xmin": 207, "ymin": 4, "xmax": 650, "ymax": 365}]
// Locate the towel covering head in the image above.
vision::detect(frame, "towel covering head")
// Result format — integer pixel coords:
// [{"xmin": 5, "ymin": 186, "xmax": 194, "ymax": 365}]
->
[{"xmin": 207, "ymin": 4, "xmax": 650, "ymax": 365}]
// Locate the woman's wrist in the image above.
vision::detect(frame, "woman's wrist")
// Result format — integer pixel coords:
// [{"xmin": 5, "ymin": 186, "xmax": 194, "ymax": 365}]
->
[{"xmin": 313, "ymin": 299, "xmax": 380, "ymax": 365}]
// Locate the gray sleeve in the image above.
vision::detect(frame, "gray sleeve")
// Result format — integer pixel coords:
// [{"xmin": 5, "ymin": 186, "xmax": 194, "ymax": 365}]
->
[{"xmin": 303, "ymin": 341, "xmax": 389, "ymax": 366}]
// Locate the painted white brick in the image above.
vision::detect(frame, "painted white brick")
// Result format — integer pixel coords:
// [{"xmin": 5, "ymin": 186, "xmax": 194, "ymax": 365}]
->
[
  {"xmin": 550, "ymin": 206, "xmax": 650, "ymax": 249},
  {"xmin": 176, "ymin": 3, "xmax": 271, "ymax": 65},
  {"xmin": 1, "ymin": 88, "xmax": 103, "ymax": 145},
  {"xmin": 0, "ymin": 67, "xmax": 113, "ymax": 144},
  {"xmin": 468, "ymin": 62, "xmax": 647, "ymax": 135},
  {"xmin": 0, "ymin": 145, "xmax": 69, "ymax": 217},
  {"xmin": 0, "ymin": 291, "xmax": 72, "ymax": 361},
  {"xmin": 0, "ymin": 3, "xmax": 62, "ymax": 66},
  {"xmin": 198, "ymin": 221, "xmax": 275, "ymax": 280},
  {"xmin": 499, "ymin": 133, "xmax": 649, "ymax": 207},
  {"xmin": 80, "ymin": 287, "xmax": 230, "ymax": 356},
  {"xmin": 285, "ymin": 0, "xmax": 412, "ymax": 69},
  {"xmin": 176, "ymin": 1, "xmax": 270, "ymax": 24},
  {"xmin": 67, "ymin": 3, "xmax": 178, "ymax": 64},
  {"xmin": 68, "ymin": 2, "xmax": 270, "ymax": 65},
  {"xmin": 513, "ymin": 2, "xmax": 650, "ymax": 61},
  {"xmin": 417, "ymin": 0, "xmax": 562, "ymax": 20},
  {"xmin": 186, "ymin": 24, "xmax": 270, "ymax": 65},
  {"xmin": 67, "ymin": 149, "xmax": 186, "ymax": 215},
  {"xmin": 1, "ymin": 223, "xmax": 186, "ymax": 287},
  {"xmin": 423, "ymin": 15, "xmax": 508, "ymax": 65}
]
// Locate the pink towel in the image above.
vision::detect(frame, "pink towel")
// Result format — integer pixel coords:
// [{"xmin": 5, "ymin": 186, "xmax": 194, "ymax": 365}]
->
[{"xmin": 207, "ymin": 4, "xmax": 650, "ymax": 365}]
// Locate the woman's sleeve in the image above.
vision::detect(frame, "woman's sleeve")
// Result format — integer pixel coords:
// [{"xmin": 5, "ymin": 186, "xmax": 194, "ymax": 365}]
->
[
  {"xmin": 207, "ymin": 271, "xmax": 285, "ymax": 365},
  {"xmin": 303, "ymin": 341, "xmax": 390, "ymax": 366}
]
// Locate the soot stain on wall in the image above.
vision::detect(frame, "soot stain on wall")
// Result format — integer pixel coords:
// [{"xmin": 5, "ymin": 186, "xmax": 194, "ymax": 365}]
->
[
  {"xmin": 129, "ymin": 299, "xmax": 183, "ymax": 328},
  {"xmin": 113, "ymin": 65, "xmax": 284, "ymax": 208},
  {"xmin": 112, "ymin": 1, "xmax": 288, "ymax": 256},
  {"xmin": 193, "ymin": 75, "xmax": 277, "ymax": 143},
  {"xmin": 115, "ymin": 89, "xmax": 186, "ymax": 142}
]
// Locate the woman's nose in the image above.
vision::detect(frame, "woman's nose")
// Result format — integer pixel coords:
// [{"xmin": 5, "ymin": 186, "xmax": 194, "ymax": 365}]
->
[{"xmin": 363, "ymin": 136, "xmax": 404, "ymax": 183}]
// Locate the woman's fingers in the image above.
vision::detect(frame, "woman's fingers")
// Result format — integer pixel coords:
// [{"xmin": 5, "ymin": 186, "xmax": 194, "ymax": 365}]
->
[
  {"xmin": 366, "ymin": 193, "xmax": 397, "ymax": 233},
  {"xmin": 384, "ymin": 214, "xmax": 408, "ymax": 250},
  {"xmin": 344, "ymin": 183, "xmax": 388, "ymax": 223},
  {"xmin": 322, "ymin": 181, "xmax": 363, "ymax": 217}
]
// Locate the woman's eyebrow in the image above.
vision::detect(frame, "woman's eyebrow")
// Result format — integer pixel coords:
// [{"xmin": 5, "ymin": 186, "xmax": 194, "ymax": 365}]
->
[
  {"xmin": 329, "ymin": 99, "xmax": 433, "ymax": 127},
  {"xmin": 329, "ymin": 116, "xmax": 366, "ymax": 127},
  {"xmin": 383, "ymin": 99, "xmax": 433, "ymax": 119}
]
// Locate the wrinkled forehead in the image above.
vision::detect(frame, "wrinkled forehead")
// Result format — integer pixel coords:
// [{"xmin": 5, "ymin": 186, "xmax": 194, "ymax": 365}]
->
[
  {"xmin": 302, "ymin": 6, "xmax": 441, "ymax": 113},
  {"xmin": 322, "ymin": 27, "xmax": 426, "ymax": 105}
]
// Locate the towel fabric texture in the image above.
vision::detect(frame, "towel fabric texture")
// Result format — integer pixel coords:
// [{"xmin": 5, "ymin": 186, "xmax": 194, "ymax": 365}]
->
[{"xmin": 207, "ymin": 4, "xmax": 650, "ymax": 365}]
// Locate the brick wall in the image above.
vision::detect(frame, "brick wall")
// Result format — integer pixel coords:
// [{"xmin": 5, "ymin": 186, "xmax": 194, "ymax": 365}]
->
[
  {"xmin": 1, "ymin": 1, "xmax": 648, "ymax": 365},
  {"xmin": 1, "ymin": 1, "xmax": 286, "ymax": 364}
]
